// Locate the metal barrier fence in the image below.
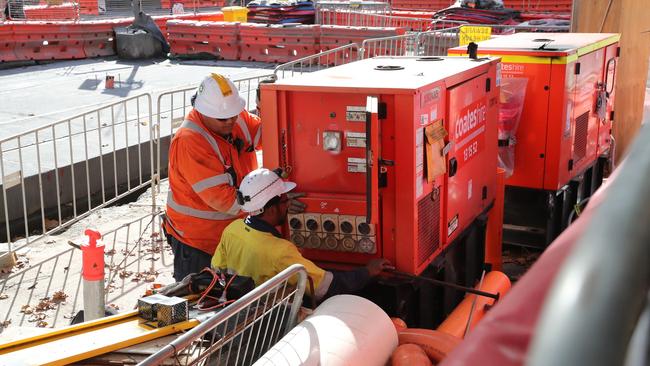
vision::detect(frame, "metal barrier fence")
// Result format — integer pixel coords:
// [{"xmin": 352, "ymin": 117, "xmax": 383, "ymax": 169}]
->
[
  {"xmin": 0, "ymin": 93, "xmax": 154, "ymax": 253},
  {"xmin": 0, "ymin": 72, "xmax": 273, "ymax": 256},
  {"xmin": 315, "ymin": 0, "xmax": 390, "ymax": 24},
  {"xmin": 319, "ymin": 10, "xmax": 431, "ymax": 32},
  {"xmin": 273, "ymin": 43, "xmax": 360, "ymax": 80},
  {"xmin": 359, "ymin": 33, "xmax": 416, "ymax": 59},
  {"xmin": 138, "ymin": 264, "xmax": 308, "ymax": 366},
  {"xmin": 415, "ymin": 27, "xmax": 461, "ymax": 56},
  {"xmin": 273, "ymin": 28, "xmax": 461, "ymax": 78},
  {"xmin": 358, "ymin": 27, "xmax": 461, "ymax": 60},
  {"xmin": 0, "ymin": 212, "xmax": 167, "ymax": 329}
]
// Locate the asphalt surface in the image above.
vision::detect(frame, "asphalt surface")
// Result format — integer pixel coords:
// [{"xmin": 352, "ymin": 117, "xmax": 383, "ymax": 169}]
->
[{"xmin": 0, "ymin": 57, "xmax": 275, "ymax": 138}]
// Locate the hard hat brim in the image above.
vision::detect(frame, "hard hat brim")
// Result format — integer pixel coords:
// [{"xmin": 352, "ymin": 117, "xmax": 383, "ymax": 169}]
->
[{"xmin": 282, "ymin": 181, "xmax": 297, "ymax": 194}]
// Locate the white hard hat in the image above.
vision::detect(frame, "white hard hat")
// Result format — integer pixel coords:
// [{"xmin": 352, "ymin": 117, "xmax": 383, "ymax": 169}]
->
[
  {"xmin": 237, "ymin": 168, "xmax": 297, "ymax": 215},
  {"xmin": 194, "ymin": 73, "xmax": 246, "ymax": 119}
]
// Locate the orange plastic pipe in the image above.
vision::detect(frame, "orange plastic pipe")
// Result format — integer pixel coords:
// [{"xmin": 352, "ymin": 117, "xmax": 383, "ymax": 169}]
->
[
  {"xmin": 396, "ymin": 328, "xmax": 461, "ymax": 364},
  {"xmin": 437, "ymin": 271, "xmax": 511, "ymax": 338},
  {"xmin": 391, "ymin": 343, "xmax": 433, "ymax": 366},
  {"xmin": 485, "ymin": 168, "xmax": 506, "ymax": 271}
]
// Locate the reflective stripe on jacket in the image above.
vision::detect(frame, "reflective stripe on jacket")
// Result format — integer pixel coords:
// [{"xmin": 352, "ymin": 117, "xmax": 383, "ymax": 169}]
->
[{"xmin": 165, "ymin": 109, "xmax": 262, "ymax": 254}]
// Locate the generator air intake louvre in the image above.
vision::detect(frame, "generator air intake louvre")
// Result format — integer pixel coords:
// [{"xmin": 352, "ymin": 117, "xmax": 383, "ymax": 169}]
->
[
  {"xmin": 573, "ymin": 111, "xmax": 589, "ymax": 162},
  {"xmin": 417, "ymin": 194, "xmax": 441, "ymax": 265}
]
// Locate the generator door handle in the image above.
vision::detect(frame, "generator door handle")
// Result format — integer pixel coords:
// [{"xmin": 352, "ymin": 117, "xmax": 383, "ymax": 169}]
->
[
  {"xmin": 365, "ymin": 112, "xmax": 373, "ymax": 224},
  {"xmin": 365, "ymin": 97, "xmax": 379, "ymax": 224}
]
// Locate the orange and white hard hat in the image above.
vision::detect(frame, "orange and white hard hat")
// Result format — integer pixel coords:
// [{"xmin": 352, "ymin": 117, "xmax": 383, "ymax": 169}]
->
[{"xmin": 194, "ymin": 73, "xmax": 246, "ymax": 119}]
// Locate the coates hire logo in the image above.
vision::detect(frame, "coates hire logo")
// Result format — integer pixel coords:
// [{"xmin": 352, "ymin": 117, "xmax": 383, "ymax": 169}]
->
[{"xmin": 455, "ymin": 99, "xmax": 488, "ymax": 144}]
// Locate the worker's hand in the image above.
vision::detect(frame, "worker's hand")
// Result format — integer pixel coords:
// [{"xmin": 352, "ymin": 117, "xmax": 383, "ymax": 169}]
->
[
  {"xmin": 366, "ymin": 258, "xmax": 395, "ymax": 277},
  {"xmin": 287, "ymin": 192, "xmax": 307, "ymax": 214}
]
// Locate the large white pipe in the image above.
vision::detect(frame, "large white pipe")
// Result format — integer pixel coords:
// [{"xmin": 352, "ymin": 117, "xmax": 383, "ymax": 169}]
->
[{"xmin": 254, "ymin": 295, "xmax": 398, "ymax": 366}]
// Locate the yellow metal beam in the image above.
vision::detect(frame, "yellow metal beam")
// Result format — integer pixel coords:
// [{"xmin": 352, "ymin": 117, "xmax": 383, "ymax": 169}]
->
[{"xmin": 0, "ymin": 312, "xmax": 199, "ymax": 366}]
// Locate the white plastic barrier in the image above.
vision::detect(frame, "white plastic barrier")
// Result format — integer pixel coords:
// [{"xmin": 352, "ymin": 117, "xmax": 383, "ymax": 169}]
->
[{"xmin": 254, "ymin": 295, "xmax": 398, "ymax": 366}]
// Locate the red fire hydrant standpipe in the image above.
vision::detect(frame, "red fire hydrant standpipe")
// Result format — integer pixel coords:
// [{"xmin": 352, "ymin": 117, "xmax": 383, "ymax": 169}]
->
[{"xmin": 81, "ymin": 229, "xmax": 105, "ymax": 322}]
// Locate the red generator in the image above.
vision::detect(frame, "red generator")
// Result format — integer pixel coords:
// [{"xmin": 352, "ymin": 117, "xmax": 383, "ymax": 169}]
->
[
  {"xmin": 449, "ymin": 33, "xmax": 620, "ymax": 247},
  {"xmin": 262, "ymin": 56, "xmax": 500, "ymax": 326}
]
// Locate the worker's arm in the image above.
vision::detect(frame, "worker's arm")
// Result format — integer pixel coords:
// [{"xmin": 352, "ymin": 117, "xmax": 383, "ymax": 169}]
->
[
  {"xmin": 279, "ymin": 244, "xmax": 393, "ymax": 301},
  {"xmin": 277, "ymin": 242, "xmax": 331, "ymax": 298},
  {"xmin": 323, "ymin": 259, "xmax": 394, "ymax": 300},
  {"xmin": 242, "ymin": 110, "xmax": 262, "ymax": 150},
  {"xmin": 176, "ymin": 138, "xmax": 240, "ymax": 215}
]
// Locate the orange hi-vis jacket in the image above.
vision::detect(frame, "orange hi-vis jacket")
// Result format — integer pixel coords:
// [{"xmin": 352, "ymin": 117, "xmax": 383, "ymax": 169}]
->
[{"xmin": 165, "ymin": 108, "xmax": 262, "ymax": 255}]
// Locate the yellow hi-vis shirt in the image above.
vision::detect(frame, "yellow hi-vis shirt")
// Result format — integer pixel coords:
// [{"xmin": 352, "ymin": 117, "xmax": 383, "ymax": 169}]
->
[{"xmin": 211, "ymin": 219, "xmax": 326, "ymax": 289}]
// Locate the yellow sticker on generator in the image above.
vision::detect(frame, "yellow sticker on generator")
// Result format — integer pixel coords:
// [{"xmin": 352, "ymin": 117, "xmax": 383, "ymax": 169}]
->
[{"xmin": 459, "ymin": 25, "xmax": 492, "ymax": 46}]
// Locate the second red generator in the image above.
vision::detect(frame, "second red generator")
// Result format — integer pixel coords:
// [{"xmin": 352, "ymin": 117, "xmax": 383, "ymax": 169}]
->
[{"xmin": 449, "ymin": 33, "xmax": 620, "ymax": 247}]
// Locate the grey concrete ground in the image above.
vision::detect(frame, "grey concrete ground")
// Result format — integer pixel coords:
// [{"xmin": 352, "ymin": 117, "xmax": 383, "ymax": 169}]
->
[
  {"xmin": 0, "ymin": 57, "xmax": 275, "ymax": 137},
  {"xmin": 0, "ymin": 179, "xmax": 172, "ymax": 335}
]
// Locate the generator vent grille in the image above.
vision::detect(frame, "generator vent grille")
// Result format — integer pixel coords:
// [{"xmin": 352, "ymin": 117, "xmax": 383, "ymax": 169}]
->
[
  {"xmin": 573, "ymin": 111, "xmax": 589, "ymax": 161},
  {"xmin": 417, "ymin": 192, "xmax": 441, "ymax": 266}
]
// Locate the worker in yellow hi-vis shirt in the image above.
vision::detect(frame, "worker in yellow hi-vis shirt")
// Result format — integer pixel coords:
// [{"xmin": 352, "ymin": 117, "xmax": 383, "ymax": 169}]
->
[{"xmin": 212, "ymin": 168, "xmax": 393, "ymax": 302}]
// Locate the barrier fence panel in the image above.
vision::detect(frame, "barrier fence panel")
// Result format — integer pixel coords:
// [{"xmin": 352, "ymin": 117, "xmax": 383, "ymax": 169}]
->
[
  {"xmin": 315, "ymin": 0, "xmax": 391, "ymax": 24},
  {"xmin": 319, "ymin": 10, "xmax": 431, "ymax": 32},
  {"xmin": 154, "ymin": 73, "xmax": 275, "ymax": 191},
  {"xmin": 273, "ymin": 43, "xmax": 360, "ymax": 80},
  {"xmin": 0, "ymin": 93, "xmax": 154, "ymax": 252},
  {"xmin": 0, "ymin": 212, "xmax": 168, "ymax": 329},
  {"xmin": 359, "ymin": 33, "xmax": 417, "ymax": 59},
  {"xmin": 138, "ymin": 264, "xmax": 308, "ymax": 366},
  {"xmin": 415, "ymin": 27, "xmax": 461, "ymax": 56}
]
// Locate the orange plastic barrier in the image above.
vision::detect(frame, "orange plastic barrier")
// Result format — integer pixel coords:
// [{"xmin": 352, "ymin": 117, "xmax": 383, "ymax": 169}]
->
[
  {"xmin": 319, "ymin": 9, "xmax": 431, "ymax": 31},
  {"xmin": 153, "ymin": 12, "xmax": 224, "ymax": 39},
  {"xmin": 239, "ymin": 23, "xmax": 319, "ymax": 63},
  {"xmin": 167, "ymin": 20, "xmax": 240, "ymax": 60},
  {"xmin": 485, "ymin": 168, "xmax": 505, "ymax": 271},
  {"xmin": 0, "ymin": 24, "xmax": 18, "ymax": 63},
  {"xmin": 78, "ymin": 0, "xmax": 99, "ymax": 15},
  {"xmin": 437, "ymin": 271, "xmax": 511, "ymax": 338},
  {"xmin": 23, "ymin": 3, "xmax": 78, "ymax": 20},
  {"xmin": 319, "ymin": 25, "xmax": 406, "ymax": 61},
  {"xmin": 12, "ymin": 21, "xmax": 86, "ymax": 61},
  {"xmin": 82, "ymin": 20, "xmax": 130, "ymax": 58}
]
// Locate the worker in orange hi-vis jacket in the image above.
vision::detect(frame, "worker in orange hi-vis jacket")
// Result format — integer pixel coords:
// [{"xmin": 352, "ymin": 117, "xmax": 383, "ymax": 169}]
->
[{"xmin": 163, "ymin": 73, "xmax": 305, "ymax": 281}]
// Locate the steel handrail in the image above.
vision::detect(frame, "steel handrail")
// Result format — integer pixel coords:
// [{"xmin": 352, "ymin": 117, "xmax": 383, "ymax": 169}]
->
[
  {"xmin": 138, "ymin": 264, "xmax": 308, "ymax": 366},
  {"xmin": 359, "ymin": 33, "xmax": 417, "ymax": 58},
  {"xmin": 273, "ymin": 43, "xmax": 361, "ymax": 79}
]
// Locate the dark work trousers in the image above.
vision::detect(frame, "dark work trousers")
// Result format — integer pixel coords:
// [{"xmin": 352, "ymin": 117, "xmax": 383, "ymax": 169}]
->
[{"xmin": 168, "ymin": 235, "xmax": 213, "ymax": 282}]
